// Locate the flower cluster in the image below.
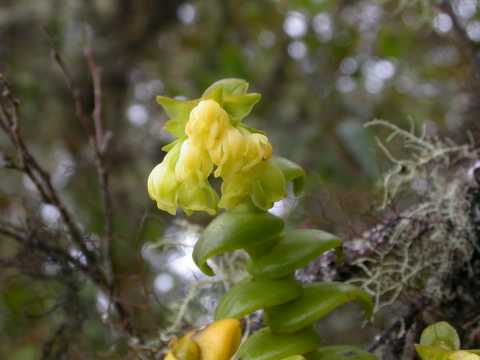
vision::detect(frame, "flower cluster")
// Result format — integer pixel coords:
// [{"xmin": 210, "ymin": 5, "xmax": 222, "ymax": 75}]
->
[{"xmin": 148, "ymin": 79, "xmax": 287, "ymax": 215}]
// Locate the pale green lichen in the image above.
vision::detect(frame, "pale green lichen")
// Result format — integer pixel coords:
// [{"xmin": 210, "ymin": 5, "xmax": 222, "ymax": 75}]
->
[{"xmin": 350, "ymin": 120, "xmax": 478, "ymax": 313}]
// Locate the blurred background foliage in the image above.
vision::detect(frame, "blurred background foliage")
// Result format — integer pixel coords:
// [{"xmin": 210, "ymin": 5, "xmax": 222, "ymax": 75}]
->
[{"xmin": 0, "ymin": 0, "xmax": 479, "ymax": 358}]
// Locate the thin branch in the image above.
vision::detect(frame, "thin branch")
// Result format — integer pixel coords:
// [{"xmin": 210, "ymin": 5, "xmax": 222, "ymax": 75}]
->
[
  {"xmin": 83, "ymin": 46, "xmax": 114, "ymax": 263},
  {"xmin": 0, "ymin": 74, "xmax": 135, "ymax": 337},
  {"xmin": 0, "ymin": 76, "xmax": 97, "ymax": 266}
]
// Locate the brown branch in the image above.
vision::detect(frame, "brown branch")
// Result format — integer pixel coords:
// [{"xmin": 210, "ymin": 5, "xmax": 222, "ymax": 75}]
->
[
  {"xmin": 0, "ymin": 76, "xmax": 97, "ymax": 266},
  {"xmin": 83, "ymin": 46, "xmax": 114, "ymax": 262},
  {"xmin": 47, "ymin": 43, "xmax": 136, "ymax": 338},
  {"xmin": 0, "ymin": 74, "xmax": 135, "ymax": 338}
]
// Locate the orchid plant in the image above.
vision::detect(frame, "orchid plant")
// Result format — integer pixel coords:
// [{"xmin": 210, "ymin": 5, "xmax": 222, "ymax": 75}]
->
[{"xmin": 148, "ymin": 79, "xmax": 375, "ymax": 360}]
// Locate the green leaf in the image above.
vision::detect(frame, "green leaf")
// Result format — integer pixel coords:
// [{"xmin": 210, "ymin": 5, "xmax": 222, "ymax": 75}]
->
[
  {"xmin": 336, "ymin": 121, "xmax": 379, "ymax": 179},
  {"xmin": 156, "ymin": 96, "xmax": 198, "ymax": 137},
  {"xmin": 247, "ymin": 229, "xmax": 341, "ymax": 279},
  {"xmin": 420, "ymin": 322, "xmax": 461, "ymax": 351},
  {"xmin": 271, "ymin": 157, "xmax": 306, "ymax": 195},
  {"xmin": 237, "ymin": 327, "xmax": 320, "ymax": 360},
  {"xmin": 415, "ymin": 345, "xmax": 450, "ymax": 360},
  {"xmin": 305, "ymin": 346, "xmax": 377, "ymax": 360},
  {"xmin": 192, "ymin": 209, "xmax": 284, "ymax": 276},
  {"xmin": 281, "ymin": 356, "xmax": 306, "ymax": 360},
  {"xmin": 266, "ymin": 283, "xmax": 373, "ymax": 333},
  {"xmin": 214, "ymin": 279, "xmax": 302, "ymax": 320},
  {"xmin": 223, "ymin": 93, "xmax": 261, "ymax": 121},
  {"xmin": 201, "ymin": 78, "xmax": 250, "ymax": 99}
]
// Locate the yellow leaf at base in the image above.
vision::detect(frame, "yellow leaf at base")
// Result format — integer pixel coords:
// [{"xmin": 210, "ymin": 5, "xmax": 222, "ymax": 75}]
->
[
  {"xmin": 163, "ymin": 319, "xmax": 241, "ymax": 360},
  {"xmin": 194, "ymin": 319, "xmax": 241, "ymax": 360}
]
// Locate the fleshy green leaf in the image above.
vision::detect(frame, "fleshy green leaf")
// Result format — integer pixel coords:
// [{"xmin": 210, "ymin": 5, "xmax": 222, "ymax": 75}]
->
[
  {"xmin": 305, "ymin": 346, "xmax": 377, "ymax": 360},
  {"xmin": 271, "ymin": 157, "xmax": 306, "ymax": 195},
  {"xmin": 223, "ymin": 93, "xmax": 261, "ymax": 122},
  {"xmin": 336, "ymin": 121, "xmax": 379, "ymax": 179},
  {"xmin": 415, "ymin": 345, "xmax": 450, "ymax": 360},
  {"xmin": 156, "ymin": 96, "xmax": 198, "ymax": 137},
  {"xmin": 247, "ymin": 229, "xmax": 341, "ymax": 279},
  {"xmin": 237, "ymin": 327, "xmax": 320, "ymax": 360},
  {"xmin": 214, "ymin": 279, "xmax": 302, "ymax": 320},
  {"xmin": 192, "ymin": 209, "xmax": 284, "ymax": 276},
  {"xmin": 202, "ymin": 78, "xmax": 250, "ymax": 99},
  {"xmin": 420, "ymin": 322, "xmax": 461, "ymax": 351},
  {"xmin": 266, "ymin": 283, "xmax": 373, "ymax": 333}
]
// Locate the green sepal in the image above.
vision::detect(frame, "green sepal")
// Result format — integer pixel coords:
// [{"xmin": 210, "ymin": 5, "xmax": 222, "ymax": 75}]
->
[
  {"xmin": 415, "ymin": 345, "xmax": 450, "ymax": 360},
  {"xmin": 420, "ymin": 322, "xmax": 461, "ymax": 351},
  {"xmin": 201, "ymin": 78, "xmax": 260, "ymax": 122},
  {"xmin": 202, "ymin": 78, "xmax": 250, "ymax": 99},
  {"xmin": 272, "ymin": 157, "xmax": 306, "ymax": 195},
  {"xmin": 156, "ymin": 96, "xmax": 198, "ymax": 137},
  {"xmin": 247, "ymin": 229, "xmax": 341, "ymax": 279},
  {"xmin": 305, "ymin": 346, "xmax": 377, "ymax": 360},
  {"xmin": 223, "ymin": 93, "xmax": 261, "ymax": 122},
  {"xmin": 214, "ymin": 279, "xmax": 302, "ymax": 320},
  {"xmin": 161, "ymin": 139, "xmax": 184, "ymax": 152},
  {"xmin": 192, "ymin": 210, "xmax": 284, "ymax": 276},
  {"xmin": 237, "ymin": 327, "xmax": 320, "ymax": 360},
  {"xmin": 266, "ymin": 282, "xmax": 373, "ymax": 333}
]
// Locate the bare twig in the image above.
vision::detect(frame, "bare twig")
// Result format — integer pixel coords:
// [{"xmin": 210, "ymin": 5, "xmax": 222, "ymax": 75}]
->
[
  {"xmin": 83, "ymin": 46, "xmax": 114, "ymax": 262},
  {"xmin": 0, "ymin": 73, "xmax": 135, "ymax": 337}
]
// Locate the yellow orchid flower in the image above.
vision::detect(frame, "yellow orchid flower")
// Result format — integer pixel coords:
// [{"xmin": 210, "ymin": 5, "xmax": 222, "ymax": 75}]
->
[
  {"xmin": 148, "ymin": 79, "xmax": 295, "ymax": 215},
  {"xmin": 175, "ymin": 140, "xmax": 213, "ymax": 182},
  {"xmin": 148, "ymin": 141, "xmax": 217, "ymax": 215},
  {"xmin": 186, "ymin": 99, "xmax": 230, "ymax": 151},
  {"xmin": 164, "ymin": 319, "xmax": 241, "ymax": 360},
  {"xmin": 177, "ymin": 179, "xmax": 218, "ymax": 216},
  {"xmin": 147, "ymin": 142, "xmax": 181, "ymax": 215}
]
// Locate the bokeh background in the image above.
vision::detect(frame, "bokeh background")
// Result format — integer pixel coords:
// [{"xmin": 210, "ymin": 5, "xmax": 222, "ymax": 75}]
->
[{"xmin": 0, "ymin": 0, "xmax": 478, "ymax": 358}]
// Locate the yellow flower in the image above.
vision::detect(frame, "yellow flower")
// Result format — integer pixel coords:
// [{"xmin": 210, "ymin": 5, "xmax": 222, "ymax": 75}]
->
[
  {"xmin": 164, "ymin": 319, "xmax": 241, "ymax": 360},
  {"xmin": 212, "ymin": 127, "xmax": 246, "ymax": 178},
  {"xmin": 242, "ymin": 130, "xmax": 272, "ymax": 171},
  {"xmin": 186, "ymin": 100, "xmax": 230, "ymax": 151},
  {"xmin": 175, "ymin": 140, "xmax": 213, "ymax": 182},
  {"xmin": 148, "ymin": 79, "xmax": 297, "ymax": 215},
  {"xmin": 178, "ymin": 179, "xmax": 218, "ymax": 216},
  {"xmin": 148, "ymin": 141, "xmax": 217, "ymax": 216},
  {"xmin": 219, "ymin": 161, "xmax": 286, "ymax": 210},
  {"xmin": 147, "ymin": 142, "xmax": 181, "ymax": 215}
]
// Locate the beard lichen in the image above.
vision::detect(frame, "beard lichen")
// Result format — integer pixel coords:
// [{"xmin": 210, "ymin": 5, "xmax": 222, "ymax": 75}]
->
[{"xmin": 349, "ymin": 120, "xmax": 479, "ymax": 314}]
